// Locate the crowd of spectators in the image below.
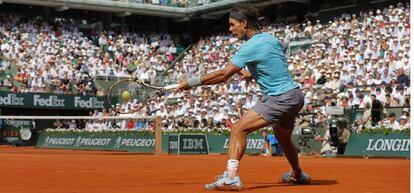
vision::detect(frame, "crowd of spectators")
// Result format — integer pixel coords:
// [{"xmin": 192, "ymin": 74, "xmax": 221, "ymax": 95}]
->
[
  {"xmin": 112, "ymin": 0, "xmax": 214, "ymax": 8},
  {"xmin": 0, "ymin": 13, "xmax": 180, "ymax": 94},
  {"xmin": 1, "ymin": 3, "xmax": 409, "ymax": 132}
]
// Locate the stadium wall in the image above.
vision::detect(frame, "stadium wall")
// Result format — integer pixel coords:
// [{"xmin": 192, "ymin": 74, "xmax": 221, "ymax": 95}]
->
[
  {"xmin": 35, "ymin": 131, "xmax": 323, "ymax": 154},
  {"xmin": 344, "ymin": 133, "xmax": 410, "ymax": 158},
  {"xmin": 35, "ymin": 131, "xmax": 410, "ymax": 157}
]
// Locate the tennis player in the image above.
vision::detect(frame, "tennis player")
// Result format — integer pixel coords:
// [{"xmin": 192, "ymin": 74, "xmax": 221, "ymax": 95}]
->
[{"xmin": 178, "ymin": 3, "xmax": 310, "ymax": 191}]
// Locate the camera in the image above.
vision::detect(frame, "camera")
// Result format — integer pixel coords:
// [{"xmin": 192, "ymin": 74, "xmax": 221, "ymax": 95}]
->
[
  {"xmin": 328, "ymin": 118, "xmax": 349, "ymax": 147},
  {"xmin": 298, "ymin": 127, "xmax": 316, "ymax": 148}
]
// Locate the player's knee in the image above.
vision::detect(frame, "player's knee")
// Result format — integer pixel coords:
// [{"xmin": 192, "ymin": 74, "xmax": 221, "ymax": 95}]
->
[{"xmin": 231, "ymin": 124, "xmax": 250, "ymax": 135}]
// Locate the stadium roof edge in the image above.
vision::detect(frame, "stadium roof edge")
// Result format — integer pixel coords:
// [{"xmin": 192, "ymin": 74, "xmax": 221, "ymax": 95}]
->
[{"xmin": 3, "ymin": 0, "xmax": 310, "ymax": 19}]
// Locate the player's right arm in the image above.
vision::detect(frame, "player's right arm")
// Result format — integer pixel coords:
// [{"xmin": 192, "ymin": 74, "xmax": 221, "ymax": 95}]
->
[{"xmin": 178, "ymin": 62, "xmax": 242, "ymax": 90}]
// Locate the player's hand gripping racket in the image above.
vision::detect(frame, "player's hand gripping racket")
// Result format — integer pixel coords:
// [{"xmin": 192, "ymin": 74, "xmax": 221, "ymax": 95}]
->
[{"xmin": 107, "ymin": 77, "xmax": 179, "ymax": 114}]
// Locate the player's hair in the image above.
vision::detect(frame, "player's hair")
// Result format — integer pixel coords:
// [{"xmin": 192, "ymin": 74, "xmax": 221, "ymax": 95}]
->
[{"xmin": 230, "ymin": 3, "xmax": 261, "ymax": 29}]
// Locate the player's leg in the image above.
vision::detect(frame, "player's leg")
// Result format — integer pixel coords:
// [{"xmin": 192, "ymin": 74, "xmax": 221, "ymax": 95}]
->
[
  {"xmin": 228, "ymin": 109, "xmax": 270, "ymax": 161},
  {"xmin": 273, "ymin": 127, "xmax": 302, "ymax": 176},
  {"xmin": 267, "ymin": 87, "xmax": 309, "ymax": 184},
  {"xmin": 205, "ymin": 110, "xmax": 270, "ymax": 191},
  {"xmin": 226, "ymin": 109, "xmax": 270, "ymax": 176},
  {"xmin": 274, "ymin": 122, "xmax": 311, "ymax": 184}
]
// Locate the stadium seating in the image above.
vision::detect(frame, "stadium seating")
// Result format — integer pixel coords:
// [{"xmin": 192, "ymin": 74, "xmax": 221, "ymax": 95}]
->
[{"xmin": 0, "ymin": 2, "xmax": 410, "ymax": 131}]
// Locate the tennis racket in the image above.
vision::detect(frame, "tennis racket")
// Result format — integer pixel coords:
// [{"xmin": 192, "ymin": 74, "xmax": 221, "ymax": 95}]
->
[{"xmin": 107, "ymin": 77, "xmax": 179, "ymax": 114}]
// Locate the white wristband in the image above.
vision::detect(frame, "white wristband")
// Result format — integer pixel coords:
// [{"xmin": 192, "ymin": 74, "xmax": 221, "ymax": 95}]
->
[{"xmin": 187, "ymin": 76, "xmax": 202, "ymax": 88}]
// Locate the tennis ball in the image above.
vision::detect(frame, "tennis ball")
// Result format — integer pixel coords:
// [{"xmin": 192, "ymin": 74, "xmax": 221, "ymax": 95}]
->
[{"xmin": 122, "ymin": 90, "xmax": 131, "ymax": 101}]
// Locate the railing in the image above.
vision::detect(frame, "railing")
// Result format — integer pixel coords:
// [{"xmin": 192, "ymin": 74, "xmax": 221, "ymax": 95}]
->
[
  {"xmin": 286, "ymin": 38, "xmax": 316, "ymax": 57},
  {"xmin": 159, "ymin": 44, "xmax": 193, "ymax": 77},
  {"xmin": 95, "ymin": 75, "xmax": 129, "ymax": 82}
]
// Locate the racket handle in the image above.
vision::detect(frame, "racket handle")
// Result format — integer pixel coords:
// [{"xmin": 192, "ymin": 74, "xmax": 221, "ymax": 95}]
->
[{"xmin": 164, "ymin": 84, "xmax": 179, "ymax": 90}]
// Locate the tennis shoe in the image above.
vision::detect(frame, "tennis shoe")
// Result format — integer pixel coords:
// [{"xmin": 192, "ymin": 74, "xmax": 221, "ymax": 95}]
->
[
  {"xmin": 205, "ymin": 173, "xmax": 243, "ymax": 191},
  {"xmin": 281, "ymin": 171, "xmax": 311, "ymax": 185},
  {"xmin": 215, "ymin": 171, "xmax": 228, "ymax": 179}
]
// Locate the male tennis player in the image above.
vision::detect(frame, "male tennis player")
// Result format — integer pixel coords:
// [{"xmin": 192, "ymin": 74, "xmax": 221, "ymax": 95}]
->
[{"xmin": 178, "ymin": 3, "xmax": 310, "ymax": 191}]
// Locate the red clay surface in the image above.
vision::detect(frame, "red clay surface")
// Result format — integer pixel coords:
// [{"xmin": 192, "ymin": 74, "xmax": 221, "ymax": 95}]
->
[{"xmin": 0, "ymin": 146, "xmax": 409, "ymax": 193}]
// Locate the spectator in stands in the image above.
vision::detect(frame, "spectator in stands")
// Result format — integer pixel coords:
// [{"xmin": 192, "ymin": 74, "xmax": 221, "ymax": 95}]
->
[
  {"xmin": 96, "ymin": 87, "xmax": 105, "ymax": 96},
  {"xmin": 53, "ymin": 119, "xmax": 63, "ymax": 129},
  {"xmin": 371, "ymin": 94, "xmax": 383, "ymax": 126},
  {"xmin": 60, "ymin": 74, "xmax": 72, "ymax": 94},
  {"xmin": 85, "ymin": 82, "xmax": 96, "ymax": 95},
  {"xmin": 384, "ymin": 93, "xmax": 392, "ymax": 107},
  {"xmin": 69, "ymin": 120, "xmax": 77, "ymax": 129},
  {"xmin": 126, "ymin": 119, "xmax": 135, "ymax": 129},
  {"xmin": 380, "ymin": 112, "xmax": 400, "ymax": 130},
  {"xmin": 155, "ymin": 104, "xmax": 168, "ymax": 118},
  {"xmin": 399, "ymin": 115, "xmax": 409, "ymax": 129},
  {"xmin": 2, "ymin": 75, "xmax": 12, "ymax": 88},
  {"xmin": 397, "ymin": 68, "xmax": 410, "ymax": 86}
]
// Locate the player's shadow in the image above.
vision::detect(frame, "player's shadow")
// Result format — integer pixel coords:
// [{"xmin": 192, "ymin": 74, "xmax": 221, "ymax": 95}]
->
[
  {"xmin": 245, "ymin": 180, "xmax": 338, "ymax": 191},
  {"xmin": 309, "ymin": 179, "xmax": 338, "ymax": 185}
]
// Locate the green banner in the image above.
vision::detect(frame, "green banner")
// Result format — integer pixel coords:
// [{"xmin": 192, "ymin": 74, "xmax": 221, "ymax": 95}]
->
[
  {"xmin": 178, "ymin": 134, "xmax": 209, "ymax": 154},
  {"xmin": 2, "ymin": 119, "xmax": 32, "ymax": 144},
  {"xmin": 168, "ymin": 135, "xmax": 179, "ymax": 154},
  {"xmin": 344, "ymin": 133, "xmax": 410, "ymax": 157},
  {"xmin": 166, "ymin": 134, "xmax": 265, "ymax": 154},
  {"xmin": 207, "ymin": 135, "xmax": 265, "ymax": 154},
  {"xmin": 36, "ymin": 132, "xmax": 156, "ymax": 152},
  {"xmin": 207, "ymin": 134, "xmax": 321, "ymax": 154},
  {"xmin": 37, "ymin": 132, "xmax": 267, "ymax": 154},
  {"xmin": 37, "ymin": 131, "xmax": 323, "ymax": 155},
  {"xmin": 0, "ymin": 92, "xmax": 112, "ymax": 110}
]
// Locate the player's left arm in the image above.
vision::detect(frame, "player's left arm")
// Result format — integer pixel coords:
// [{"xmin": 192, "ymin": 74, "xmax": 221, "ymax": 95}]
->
[{"xmin": 178, "ymin": 62, "xmax": 242, "ymax": 90}]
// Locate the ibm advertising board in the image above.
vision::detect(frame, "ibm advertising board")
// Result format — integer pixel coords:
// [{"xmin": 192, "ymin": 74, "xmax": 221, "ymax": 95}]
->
[
  {"xmin": 0, "ymin": 92, "xmax": 112, "ymax": 110},
  {"xmin": 178, "ymin": 134, "xmax": 209, "ymax": 155},
  {"xmin": 169, "ymin": 134, "xmax": 266, "ymax": 154}
]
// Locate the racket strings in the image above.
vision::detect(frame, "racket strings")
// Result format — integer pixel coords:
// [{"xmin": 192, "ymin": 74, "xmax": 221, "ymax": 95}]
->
[
  {"xmin": 108, "ymin": 80, "xmax": 166, "ymax": 114},
  {"xmin": 128, "ymin": 82, "xmax": 162, "ymax": 103}
]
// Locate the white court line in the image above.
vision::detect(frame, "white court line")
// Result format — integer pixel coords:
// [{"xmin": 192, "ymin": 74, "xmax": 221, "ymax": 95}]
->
[
  {"xmin": 75, "ymin": 170, "xmax": 132, "ymax": 173},
  {"xmin": 0, "ymin": 154, "xmax": 43, "ymax": 158},
  {"xmin": 76, "ymin": 170, "xmax": 96, "ymax": 173}
]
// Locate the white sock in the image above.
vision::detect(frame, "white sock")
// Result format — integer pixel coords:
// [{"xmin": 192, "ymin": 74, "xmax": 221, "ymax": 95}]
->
[{"xmin": 226, "ymin": 159, "xmax": 239, "ymax": 179}]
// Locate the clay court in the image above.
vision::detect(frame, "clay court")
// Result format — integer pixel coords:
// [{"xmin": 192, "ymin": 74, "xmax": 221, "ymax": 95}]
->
[{"xmin": 0, "ymin": 147, "xmax": 409, "ymax": 193}]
